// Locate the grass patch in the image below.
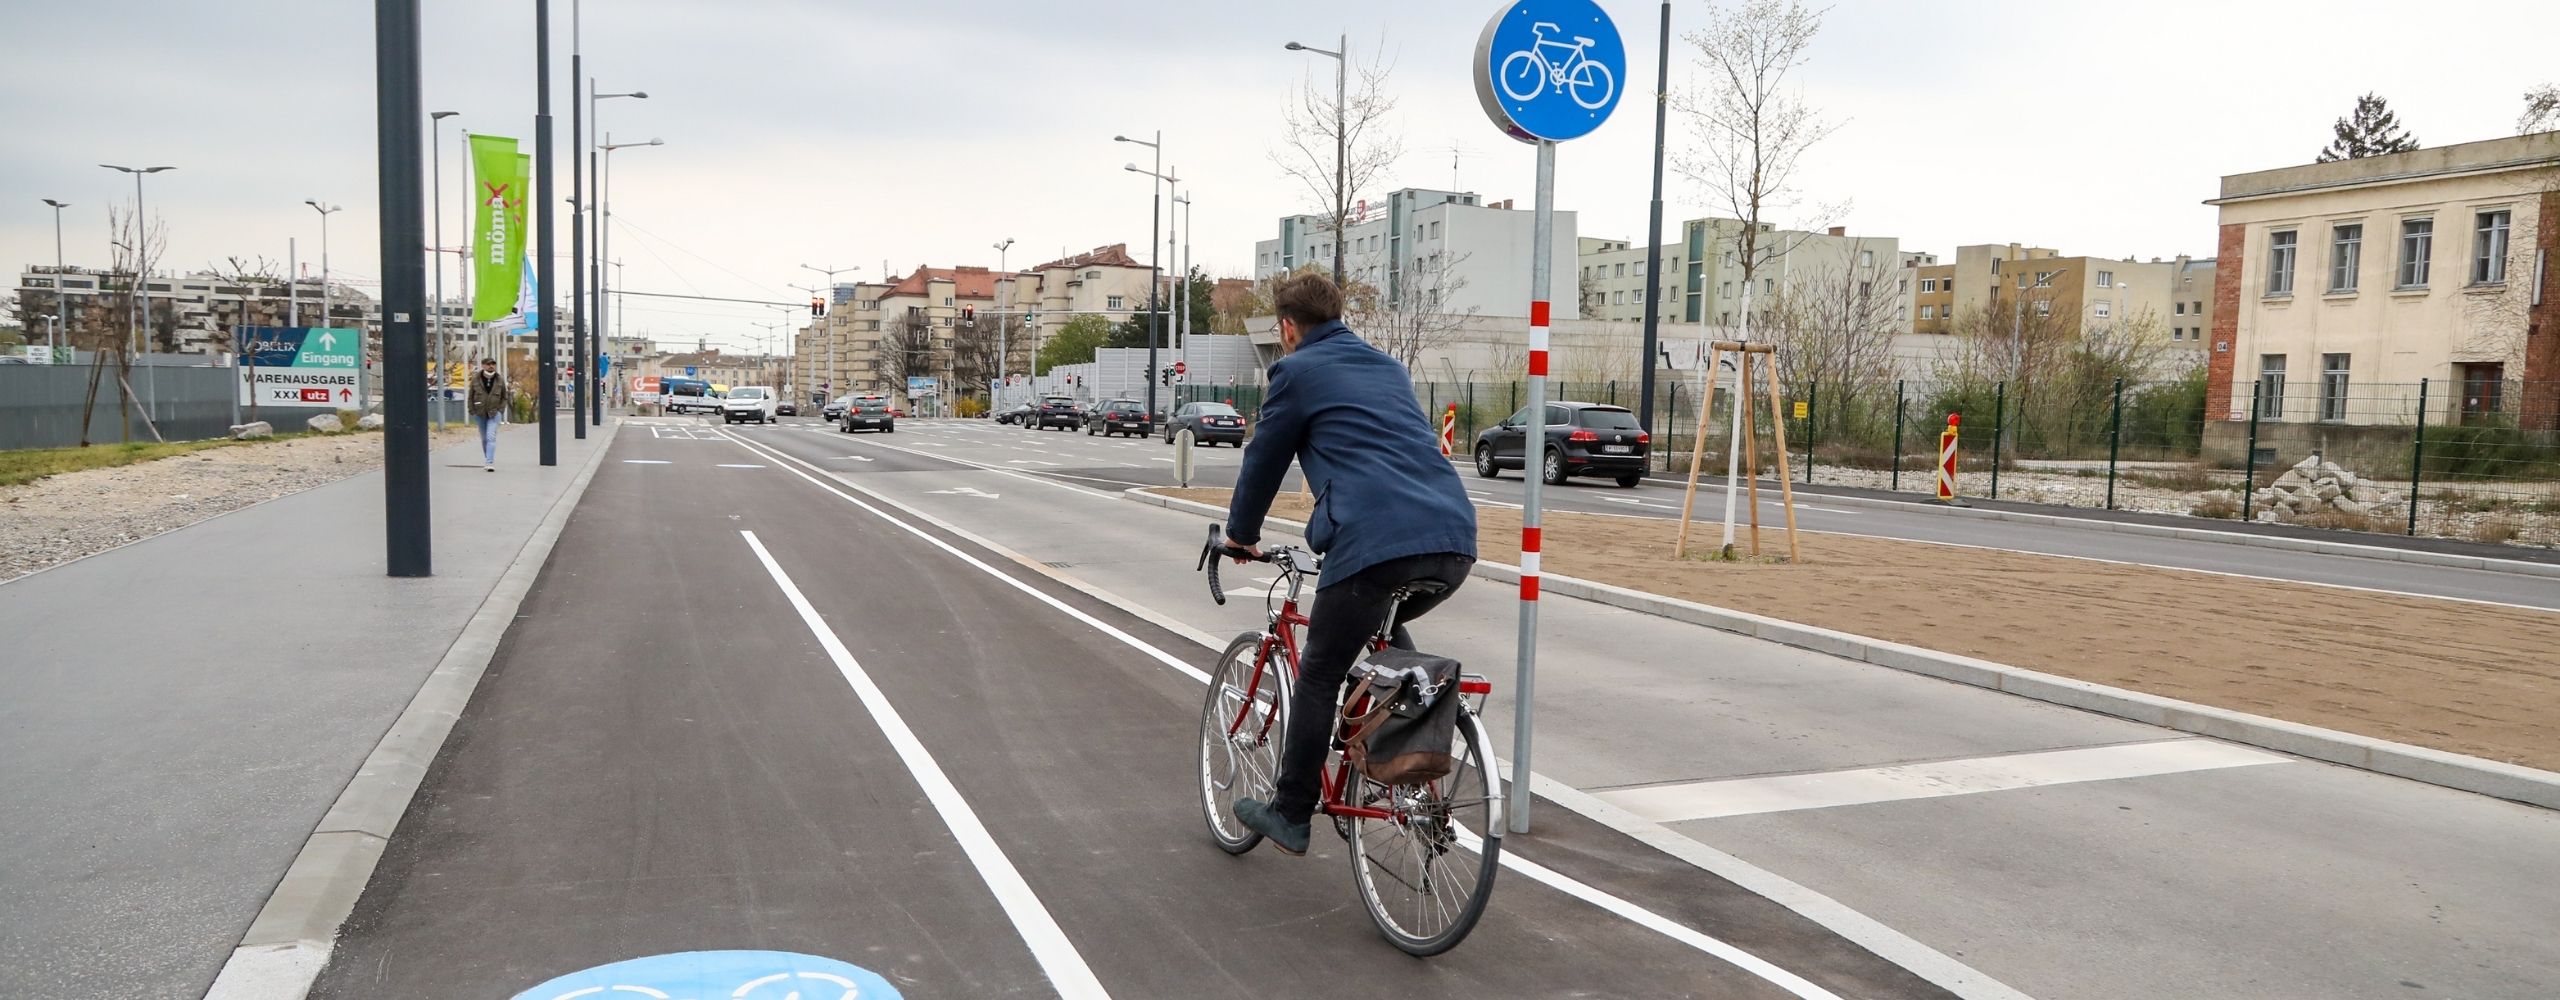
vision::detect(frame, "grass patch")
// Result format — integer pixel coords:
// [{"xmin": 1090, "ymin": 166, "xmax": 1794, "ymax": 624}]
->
[
  {"xmin": 2125, "ymin": 466, "xmax": 2231, "ymax": 493},
  {"xmin": 2191, "ymin": 492, "xmax": 2242, "ymax": 519},
  {"xmin": 0, "ymin": 427, "xmax": 368, "ymax": 487}
]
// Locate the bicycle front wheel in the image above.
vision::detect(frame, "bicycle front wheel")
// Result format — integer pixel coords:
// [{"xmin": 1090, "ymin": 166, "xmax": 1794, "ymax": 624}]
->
[
  {"xmin": 1199, "ymin": 633, "xmax": 1289, "ymax": 854},
  {"xmin": 1346, "ymin": 707, "xmax": 1502, "ymax": 955}
]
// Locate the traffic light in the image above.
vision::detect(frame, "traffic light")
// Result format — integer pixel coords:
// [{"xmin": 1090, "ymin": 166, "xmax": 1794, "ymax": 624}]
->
[
  {"xmin": 962, "ymin": 306, "xmax": 975, "ymax": 321},
  {"xmin": 809, "ymin": 296, "xmax": 826, "ymax": 318}
]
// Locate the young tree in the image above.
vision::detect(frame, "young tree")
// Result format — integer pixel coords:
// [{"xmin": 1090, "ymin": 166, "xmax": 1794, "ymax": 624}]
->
[
  {"xmin": 1765, "ymin": 241, "xmax": 1902, "ymax": 430},
  {"xmin": 1036, "ymin": 314, "xmax": 1113, "ymax": 375},
  {"xmin": 2315, "ymin": 92, "xmax": 2419, "ymax": 162},
  {"xmin": 1674, "ymin": 0, "xmax": 1841, "ymax": 349},
  {"xmin": 875, "ymin": 311, "xmax": 939, "ymax": 395},
  {"xmin": 1273, "ymin": 44, "xmax": 1402, "ymax": 283},
  {"xmin": 1351, "ymin": 249, "xmax": 1480, "ymax": 372}
]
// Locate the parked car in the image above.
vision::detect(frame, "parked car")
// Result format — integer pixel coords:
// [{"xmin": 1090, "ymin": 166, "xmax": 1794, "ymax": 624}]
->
[
  {"xmin": 1031, "ymin": 396, "xmax": 1084, "ymax": 431},
  {"xmin": 821, "ymin": 394, "xmax": 853, "ymax": 422},
  {"xmin": 776, "ymin": 400, "xmax": 797, "ymax": 417},
  {"xmin": 721, "ymin": 385, "xmax": 779, "ymax": 424},
  {"xmin": 1164, "ymin": 401, "xmax": 1247, "ymax": 446},
  {"xmin": 1084, "ymin": 398, "xmax": 1153, "ymax": 438},
  {"xmin": 995, "ymin": 402, "xmax": 1035, "ymax": 425},
  {"xmin": 1473, "ymin": 401, "xmax": 1650, "ymax": 487},
  {"xmin": 838, "ymin": 393, "xmax": 896, "ymax": 433}
]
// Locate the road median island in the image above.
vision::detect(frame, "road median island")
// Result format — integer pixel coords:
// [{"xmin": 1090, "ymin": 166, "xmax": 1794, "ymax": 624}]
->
[{"xmin": 1157, "ymin": 487, "xmax": 2560, "ymax": 776}]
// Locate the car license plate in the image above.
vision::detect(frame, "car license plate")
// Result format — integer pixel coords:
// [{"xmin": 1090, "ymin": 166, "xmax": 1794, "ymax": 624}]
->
[{"xmin": 1603, "ymin": 444, "xmax": 1631, "ymax": 454}]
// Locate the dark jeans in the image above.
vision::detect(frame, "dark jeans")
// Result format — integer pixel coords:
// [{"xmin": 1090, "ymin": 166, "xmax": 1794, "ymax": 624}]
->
[{"xmin": 1272, "ymin": 552, "xmax": 1473, "ymax": 824}]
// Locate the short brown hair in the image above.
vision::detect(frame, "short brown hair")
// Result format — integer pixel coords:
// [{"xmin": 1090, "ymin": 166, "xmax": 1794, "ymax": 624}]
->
[{"xmin": 1272, "ymin": 271, "xmax": 1343, "ymax": 329}]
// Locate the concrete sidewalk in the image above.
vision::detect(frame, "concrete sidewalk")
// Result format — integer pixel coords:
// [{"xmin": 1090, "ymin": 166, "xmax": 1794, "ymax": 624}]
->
[{"xmin": 0, "ymin": 423, "xmax": 610, "ymax": 1000}]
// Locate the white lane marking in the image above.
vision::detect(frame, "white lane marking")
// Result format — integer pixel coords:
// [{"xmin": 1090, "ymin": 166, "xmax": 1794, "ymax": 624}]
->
[
  {"xmin": 788, "ymin": 433, "xmax": 1129, "ymax": 497},
  {"xmin": 1599, "ymin": 740, "xmax": 2289, "ymax": 823},
  {"xmin": 715, "ymin": 432, "xmax": 1877, "ymax": 1000},
  {"xmin": 928, "ymin": 487, "xmax": 1003, "ymax": 499},
  {"xmin": 716, "ymin": 464, "xmax": 766, "ymax": 469},
  {"xmin": 622, "ymin": 459, "xmax": 672, "ymax": 465},
  {"xmin": 1008, "ymin": 460, "xmax": 1062, "ymax": 467},
  {"xmin": 830, "ymin": 455, "xmax": 876, "ymax": 462},
  {"xmin": 740, "ymin": 531, "xmax": 1112, "ymax": 1000},
  {"xmin": 1149, "ymin": 458, "xmax": 1175, "ymax": 464}
]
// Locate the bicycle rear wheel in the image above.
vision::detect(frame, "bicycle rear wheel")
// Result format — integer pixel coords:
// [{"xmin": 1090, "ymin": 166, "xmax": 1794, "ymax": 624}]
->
[
  {"xmin": 1199, "ymin": 633, "xmax": 1289, "ymax": 854},
  {"xmin": 1346, "ymin": 706, "xmax": 1502, "ymax": 955}
]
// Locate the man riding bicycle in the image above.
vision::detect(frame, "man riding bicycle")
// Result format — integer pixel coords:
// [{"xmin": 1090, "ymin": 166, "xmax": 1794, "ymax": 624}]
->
[{"xmin": 1224, "ymin": 272, "xmax": 1478, "ymax": 855}]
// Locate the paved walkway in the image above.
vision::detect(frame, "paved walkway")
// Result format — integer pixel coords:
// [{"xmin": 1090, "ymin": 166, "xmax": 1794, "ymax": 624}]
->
[{"xmin": 0, "ymin": 424, "xmax": 608, "ymax": 1000}]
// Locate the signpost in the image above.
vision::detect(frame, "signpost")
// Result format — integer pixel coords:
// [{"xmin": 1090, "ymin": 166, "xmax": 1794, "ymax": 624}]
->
[
  {"xmin": 235, "ymin": 326, "xmax": 363, "ymax": 408},
  {"xmin": 1474, "ymin": 0, "xmax": 1622, "ymax": 834}
]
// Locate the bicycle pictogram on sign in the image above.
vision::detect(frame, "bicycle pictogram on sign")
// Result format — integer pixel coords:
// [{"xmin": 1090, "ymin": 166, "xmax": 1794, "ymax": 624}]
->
[
  {"xmin": 1471, "ymin": 0, "xmax": 1625, "ymax": 144},
  {"xmin": 1497, "ymin": 22, "xmax": 1616, "ymax": 110}
]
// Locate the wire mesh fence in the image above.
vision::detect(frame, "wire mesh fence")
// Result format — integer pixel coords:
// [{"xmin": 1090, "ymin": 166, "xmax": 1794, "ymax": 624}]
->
[{"xmin": 1372, "ymin": 375, "xmax": 2560, "ymax": 547}]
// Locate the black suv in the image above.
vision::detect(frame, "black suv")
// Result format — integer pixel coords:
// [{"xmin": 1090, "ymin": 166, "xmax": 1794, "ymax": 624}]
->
[
  {"xmin": 1085, "ymin": 399, "xmax": 1153, "ymax": 438},
  {"xmin": 1473, "ymin": 401, "xmax": 1651, "ymax": 487},
  {"xmin": 1031, "ymin": 396, "xmax": 1084, "ymax": 431}
]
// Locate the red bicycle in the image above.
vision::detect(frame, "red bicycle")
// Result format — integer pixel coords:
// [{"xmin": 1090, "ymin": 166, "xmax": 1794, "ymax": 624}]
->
[{"xmin": 1195, "ymin": 525, "xmax": 1503, "ymax": 955}]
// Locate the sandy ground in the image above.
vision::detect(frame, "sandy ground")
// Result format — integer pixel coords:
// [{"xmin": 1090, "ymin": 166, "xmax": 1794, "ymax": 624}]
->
[
  {"xmin": 1, "ymin": 427, "xmax": 472, "ymax": 584},
  {"xmin": 1167, "ymin": 488, "xmax": 2560, "ymax": 773}
]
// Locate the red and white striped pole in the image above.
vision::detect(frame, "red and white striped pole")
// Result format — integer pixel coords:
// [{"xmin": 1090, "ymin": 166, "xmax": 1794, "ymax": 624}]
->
[
  {"xmin": 1509, "ymin": 139, "xmax": 1556, "ymax": 834},
  {"xmin": 1936, "ymin": 413, "xmax": 1960, "ymax": 502}
]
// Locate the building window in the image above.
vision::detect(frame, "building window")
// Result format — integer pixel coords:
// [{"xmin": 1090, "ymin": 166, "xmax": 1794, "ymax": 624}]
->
[
  {"xmin": 2258, "ymin": 355, "xmax": 2286, "ymax": 418},
  {"xmin": 1858, "ymin": 250, "xmax": 1874, "ymax": 268},
  {"xmin": 2034, "ymin": 271, "xmax": 2056, "ymax": 287},
  {"xmin": 1106, "ymin": 295, "xmax": 1124, "ymax": 310},
  {"xmin": 2095, "ymin": 269, "xmax": 2114, "ymax": 288},
  {"xmin": 2192, "ymin": 300, "xmax": 2204, "ymax": 315},
  {"xmin": 2174, "ymin": 301, "xmax": 2187, "ymax": 315},
  {"xmin": 1721, "ymin": 281, "xmax": 1733, "ymax": 297},
  {"xmin": 2473, "ymin": 210, "xmax": 2511, "ymax": 284},
  {"xmin": 1635, "ymin": 261, "xmax": 1647, "ymax": 276},
  {"xmin": 2033, "ymin": 299, "xmax": 2051, "ymax": 317},
  {"xmin": 1614, "ymin": 263, "xmax": 1627, "ymax": 278},
  {"xmin": 2320, "ymin": 354, "xmax": 2351, "ymax": 421},
  {"xmin": 2329, "ymin": 223, "xmax": 2362, "ymax": 292},
  {"xmin": 2397, "ymin": 218, "xmax": 2432, "ymax": 288},
  {"xmin": 1612, "ymin": 291, "xmax": 1625, "ymax": 304},
  {"xmin": 2171, "ymin": 327, "xmax": 2184, "ymax": 341},
  {"xmin": 2093, "ymin": 299, "xmax": 2112, "ymax": 318},
  {"xmin": 2016, "ymin": 273, "xmax": 2028, "ymax": 289},
  {"xmin": 2267, "ymin": 229, "xmax": 2298, "ymax": 295},
  {"xmin": 1428, "ymin": 221, "xmax": 1442, "ymax": 239},
  {"xmin": 1898, "ymin": 277, "xmax": 1909, "ymax": 294},
  {"xmin": 1919, "ymin": 305, "xmax": 1935, "ymax": 321},
  {"xmin": 1763, "ymin": 278, "xmax": 1774, "ymax": 295}
]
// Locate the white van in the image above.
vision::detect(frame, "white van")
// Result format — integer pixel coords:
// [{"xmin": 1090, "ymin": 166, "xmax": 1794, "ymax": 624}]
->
[{"xmin": 721, "ymin": 386, "xmax": 779, "ymax": 424}]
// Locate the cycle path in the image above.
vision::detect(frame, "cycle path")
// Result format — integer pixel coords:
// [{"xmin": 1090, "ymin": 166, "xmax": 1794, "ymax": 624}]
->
[
  {"xmin": 312, "ymin": 423, "xmax": 1947, "ymax": 998},
  {"xmin": 724, "ymin": 419, "xmax": 2560, "ymax": 1000}
]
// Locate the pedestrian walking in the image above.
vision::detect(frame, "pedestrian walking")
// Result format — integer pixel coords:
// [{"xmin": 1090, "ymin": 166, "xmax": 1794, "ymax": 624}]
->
[{"xmin": 468, "ymin": 357, "xmax": 508, "ymax": 471}]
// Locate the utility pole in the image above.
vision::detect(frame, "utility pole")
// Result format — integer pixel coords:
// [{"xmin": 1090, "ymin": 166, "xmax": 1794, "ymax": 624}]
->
[
  {"xmin": 375, "ymin": 0, "xmax": 431, "ymax": 576},
  {"xmin": 431, "ymin": 111, "xmax": 457, "ymax": 429},
  {"xmin": 993, "ymin": 238, "xmax": 1014, "ymax": 406},
  {"xmin": 41, "ymin": 199, "xmax": 69, "ymax": 357},
  {"xmin": 534, "ymin": 0, "xmax": 559, "ymax": 466},
  {"xmin": 1285, "ymin": 35, "xmax": 1348, "ymax": 284},
  {"xmin": 1637, "ymin": 0, "xmax": 1669, "ymax": 437}
]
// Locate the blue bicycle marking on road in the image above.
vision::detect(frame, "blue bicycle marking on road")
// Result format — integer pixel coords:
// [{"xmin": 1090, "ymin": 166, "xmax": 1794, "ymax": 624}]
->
[
  {"xmin": 1473, "ymin": 0, "xmax": 1625, "ymax": 143},
  {"xmin": 513, "ymin": 951, "xmax": 902, "ymax": 1000}
]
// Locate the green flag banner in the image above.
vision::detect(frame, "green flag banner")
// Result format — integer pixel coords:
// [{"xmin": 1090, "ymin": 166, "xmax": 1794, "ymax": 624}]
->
[{"xmin": 469, "ymin": 134, "xmax": 524, "ymax": 322}]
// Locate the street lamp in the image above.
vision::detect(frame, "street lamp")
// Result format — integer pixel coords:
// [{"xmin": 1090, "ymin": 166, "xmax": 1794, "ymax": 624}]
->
[
  {"xmin": 40, "ymin": 198, "xmax": 69, "ymax": 356},
  {"xmin": 992, "ymin": 238, "xmax": 1015, "ymax": 402},
  {"xmin": 595, "ymin": 135, "xmax": 662, "ymax": 398},
  {"xmin": 584, "ymin": 87, "xmax": 645, "ymax": 424},
  {"xmin": 1286, "ymin": 35, "xmax": 1348, "ymax": 284},
  {"xmin": 305, "ymin": 199, "xmax": 348, "ymax": 400},
  {"xmin": 99, "ymin": 165, "xmax": 173, "ymax": 359},
  {"xmin": 1119, "ymin": 134, "xmax": 1170, "ymax": 419},
  {"xmin": 431, "ymin": 111, "xmax": 458, "ymax": 428},
  {"xmin": 1171, "ymin": 194, "xmax": 1192, "ymax": 390}
]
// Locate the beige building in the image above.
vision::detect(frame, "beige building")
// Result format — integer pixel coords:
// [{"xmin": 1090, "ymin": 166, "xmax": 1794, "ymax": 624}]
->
[
  {"xmin": 1904, "ymin": 244, "xmax": 2214, "ymax": 349},
  {"xmin": 1575, "ymin": 219, "xmax": 1903, "ymax": 334},
  {"xmin": 2206, "ymin": 131, "xmax": 2559, "ymax": 428},
  {"xmin": 1026, "ymin": 243, "xmax": 1155, "ymax": 345}
]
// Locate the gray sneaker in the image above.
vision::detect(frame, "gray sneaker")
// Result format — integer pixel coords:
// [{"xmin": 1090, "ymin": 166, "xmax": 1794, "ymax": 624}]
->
[{"xmin": 1232, "ymin": 797, "xmax": 1309, "ymax": 856}]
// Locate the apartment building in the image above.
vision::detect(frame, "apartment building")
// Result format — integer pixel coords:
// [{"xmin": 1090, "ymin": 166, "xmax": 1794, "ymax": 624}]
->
[
  {"xmin": 1573, "ymin": 219, "xmax": 1904, "ymax": 332},
  {"xmin": 1253, "ymin": 188, "xmax": 1580, "ymax": 320},
  {"xmin": 17, "ymin": 266, "xmax": 374, "ymax": 355},
  {"xmin": 1903, "ymin": 244, "xmax": 2215, "ymax": 348},
  {"xmin": 1026, "ymin": 243, "xmax": 1153, "ymax": 345},
  {"xmin": 2206, "ymin": 131, "xmax": 2558, "ymax": 428}
]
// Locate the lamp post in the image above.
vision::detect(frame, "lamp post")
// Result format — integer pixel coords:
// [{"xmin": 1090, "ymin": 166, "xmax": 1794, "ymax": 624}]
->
[
  {"xmin": 597, "ymin": 135, "xmax": 662, "ymax": 419},
  {"xmin": 304, "ymin": 199, "xmax": 345, "ymax": 404},
  {"xmin": 430, "ymin": 111, "xmax": 458, "ymax": 429},
  {"xmin": 992, "ymin": 238, "xmax": 1014, "ymax": 405},
  {"xmin": 1172, "ymin": 194, "xmax": 1193, "ymax": 396},
  {"xmin": 584, "ymin": 84, "xmax": 646, "ymax": 424},
  {"xmin": 1285, "ymin": 35, "xmax": 1347, "ymax": 285},
  {"xmin": 1117, "ymin": 133, "xmax": 1166, "ymax": 420},
  {"xmin": 40, "ymin": 199, "xmax": 69, "ymax": 356},
  {"xmin": 800, "ymin": 263, "xmax": 857, "ymax": 400},
  {"xmin": 101, "ymin": 164, "xmax": 173, "ymax": 418}
]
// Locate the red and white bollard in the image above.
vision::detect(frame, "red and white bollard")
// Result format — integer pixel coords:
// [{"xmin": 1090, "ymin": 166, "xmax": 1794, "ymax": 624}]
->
[
  {"xmin": 1936, "ymin": 413, "xmax": 1961, "ymax": 502},
  {"xmin": 1440, "ymin": 402, "xmax": 1458, "ymax": 457}
]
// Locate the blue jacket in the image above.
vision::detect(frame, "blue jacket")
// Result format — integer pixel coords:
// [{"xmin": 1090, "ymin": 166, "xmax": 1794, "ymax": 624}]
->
[{"xmin": 1224, "ymin": 321, "xmax": 1477, "ymax": 588}]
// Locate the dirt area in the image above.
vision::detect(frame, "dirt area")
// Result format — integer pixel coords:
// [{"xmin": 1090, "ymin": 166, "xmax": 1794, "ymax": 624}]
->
[
  {"xmin": 1163, "ymin": 488, "xmax": 2560, "ymax": 772},
  {"xmin": 1, "ymin": 427, "xmax": 471, "ymax": 584}
]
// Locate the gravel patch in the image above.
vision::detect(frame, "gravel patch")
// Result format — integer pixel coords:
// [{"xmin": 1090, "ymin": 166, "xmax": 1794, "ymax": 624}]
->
[{"xmin": 0, "ymin": 429, "xmax": 471, "ymax": 584}]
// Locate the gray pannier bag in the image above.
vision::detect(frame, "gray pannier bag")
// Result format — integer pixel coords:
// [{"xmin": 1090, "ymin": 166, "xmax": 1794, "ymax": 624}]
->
[{"xmin": 1341, "ymin": 648, "xmax": 1464, "ymax": 785}]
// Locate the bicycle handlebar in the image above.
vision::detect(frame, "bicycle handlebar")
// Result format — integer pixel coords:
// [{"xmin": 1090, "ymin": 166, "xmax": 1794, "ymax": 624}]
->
[{"xmin": 1198, "ymin": 524, "xmax": 1260, "ymax": 606}]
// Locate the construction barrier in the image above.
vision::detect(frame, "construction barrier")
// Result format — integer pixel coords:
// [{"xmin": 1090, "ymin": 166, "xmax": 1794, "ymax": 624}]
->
[{"xmin": 1936, "ymin": 413, "xmax": 1960, "ymax": 502}]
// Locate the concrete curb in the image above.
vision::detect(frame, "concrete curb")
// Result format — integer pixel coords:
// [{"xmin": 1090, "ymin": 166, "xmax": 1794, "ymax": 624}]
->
[
  {"xmin": 202, "ymin": 425, "xmax": 620, "ymax": 1000},
  {"xmin": 1124, "ymin": 487, "xmax": 2560, "ymax": 812},
  {"xmin": 1635, "ymin": 475, "xmax": 2560, "ymax": 579}
]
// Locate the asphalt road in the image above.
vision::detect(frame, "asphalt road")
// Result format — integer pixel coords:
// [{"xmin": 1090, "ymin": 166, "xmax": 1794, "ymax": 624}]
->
[
  {"xmin": 311, "ymin": 418, "xmax": 1956, "ymax": 998},
  {"xmin": 801, "ymin": 416, "xmax": 2560, "ymax": 610}
]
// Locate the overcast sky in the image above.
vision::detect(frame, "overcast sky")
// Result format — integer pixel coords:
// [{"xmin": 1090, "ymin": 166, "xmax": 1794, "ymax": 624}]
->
[{"xmin": 6, "ymin": 0, "xmax": 2554, "ymax": 354}]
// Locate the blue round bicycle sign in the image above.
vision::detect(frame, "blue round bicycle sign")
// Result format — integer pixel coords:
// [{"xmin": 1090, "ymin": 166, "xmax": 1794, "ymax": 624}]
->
[{"xmin": 1473, "ymin": 0, "xmax": 1625, "ymax": 143}]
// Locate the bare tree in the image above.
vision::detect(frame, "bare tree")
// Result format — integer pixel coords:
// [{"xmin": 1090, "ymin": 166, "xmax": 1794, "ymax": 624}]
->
[
  {"xmin": 875, "ymin": 310, "xmax": 939, "ymax": 397},
  {"xmin": 202, "ymin": 256, "xmax": 293, "ymax": 421},
  {"xmin": 1353, "ymin": 249, "xmax": 1480, "ymax": 372},
  {"xmin": 1673, "ymin": 0, "xmax": 1841, "ymax": 347},
  {"xmin": 1766, "ymin": 240, "xmax": 1901, "ymax": 398},
  {"xmin": 2519, "ymin": 83, "xmax": 2559, "ymax": 135},
  {"xmin": 1577, "ymin": 265, "xmax": 1606, "ymax": 316},
  {"xmin": 2453, "ymin": 160, "xmax": 2558, "ymax": 372},
  {"xmin": 1273, "ymin": 47, "xmax": 1402, "ymax": 283},
  {"xmin": 949, "ymin": 312, "xmax": 1000, "ymax": 397}
]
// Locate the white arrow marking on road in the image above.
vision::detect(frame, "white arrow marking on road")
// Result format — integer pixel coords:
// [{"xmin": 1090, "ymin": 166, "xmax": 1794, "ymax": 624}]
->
[{"xmin": 927, "ymin": 486, "xmax": 1002, "ymax": 499}]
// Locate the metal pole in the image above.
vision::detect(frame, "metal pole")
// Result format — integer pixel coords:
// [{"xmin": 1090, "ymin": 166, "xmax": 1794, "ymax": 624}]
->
[
  {"xmin": 534, "ymin": 0, "xmax": 558, "ymax": 465},
  {"xmin": 1990, "ymin": 381, "xmax": 2006, "ymax": 500},
  {"xmin": 48, "ymin": 201, "xmax": 68, "ymax": 357},
  {"xmin": 2242, "ymin": 380, "xmax": 2262, "ymax": 520},
  {"xmin": 1637, "ymin": 0, "xmax": 1669, "ymax": 435},
  {"xmin": 1804, "ymin": 379, "xmax": 1816, "ymax": 485},
  {"xmin": 376, "ymin": 0, "xmax": 431, "ymax": 577},
  {"xmin": 289, "ymin": 237, "xmax": 298, "ymax": 325},
  {"xmin": 2409, "ymin": 378, "xmax": 2428, "ymax": 535},
  {"xmin": 593, "ymin": 147, "xmax": 604, "ymax": 412},
  {"xmin": 2105, "ymin": 377, "xmax": 2124, "ymax": 509},
  {"xmin": 569, "ymin": 21, "xmax": 587, "ymax": 439},
  {"xmin": 1510, "ymin": 139, "xmax": 1556, "ymax": 835},
  {"xmin": 1892, "ymin": 380, "xmax": 1906, "ymax": 491},
  {"xmin": 135, "ymin": 172, "xmax": 157, "ymax": 419},
  {"xmin": 432, "ymin": 113, "xmax": 451, "ymax": 429},
  {"xmin": 1333, "ymin": 33, "xmax": 1346, "ymax": 286},
  {"xmin": 1145, "ymin": 133, "xmax": 1161, "ymax": 423}
]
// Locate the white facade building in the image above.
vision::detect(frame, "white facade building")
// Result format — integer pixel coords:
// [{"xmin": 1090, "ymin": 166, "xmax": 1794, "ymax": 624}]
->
[{"xmin": 1253, "ymin": 188, "xmax": 1579, "ymax": 320}]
